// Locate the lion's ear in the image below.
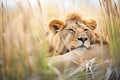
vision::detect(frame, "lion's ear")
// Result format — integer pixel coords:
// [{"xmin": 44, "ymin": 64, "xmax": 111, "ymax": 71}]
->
[
  {"xmin": 83, "ymin": 19, "xmax": 97, "ymax": 30},
  {"xmin": 49, "ymin": 20, "xmax": 64, "ymax": 34}
]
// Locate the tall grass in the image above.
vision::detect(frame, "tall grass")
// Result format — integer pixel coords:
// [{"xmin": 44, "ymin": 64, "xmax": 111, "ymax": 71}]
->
[
  {"xmin": 100, "ymin": 0, "xmax": 120, "ymax": 79},
  {"xmin": 0, "ymin": 0, "xmax": 57, "ymax": 80}
]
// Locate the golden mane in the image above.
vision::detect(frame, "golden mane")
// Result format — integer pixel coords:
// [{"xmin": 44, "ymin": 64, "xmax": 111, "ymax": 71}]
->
[{"xmin": 65, "ymin": 13, "xmax": 82, "ymax": 21}]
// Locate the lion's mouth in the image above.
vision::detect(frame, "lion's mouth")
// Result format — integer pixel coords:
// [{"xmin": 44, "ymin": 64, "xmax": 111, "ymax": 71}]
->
[
  {"xmin": 71, "ymin": 46, "xmax": 88, "ymax": 50},
  {"xmin": 79, "ymin": 45, "xmax": 90, "ymax": 49},
  {"xmin": 79, "ymin": 45, "xmax": 89, "ymax": 49},
  {"xmin": 71, "ymin": 44, "xmax": 90, "ymax": 50}
]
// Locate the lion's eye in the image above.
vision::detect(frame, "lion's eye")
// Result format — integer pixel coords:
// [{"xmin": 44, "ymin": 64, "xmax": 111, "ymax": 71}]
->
[
  {"xmin": 84, "ymin": 29, "xmax": 88, "ymax": 32},
  {"xmin": 68, "ymin": 29, "xmax": 75, "ymax": 33}
]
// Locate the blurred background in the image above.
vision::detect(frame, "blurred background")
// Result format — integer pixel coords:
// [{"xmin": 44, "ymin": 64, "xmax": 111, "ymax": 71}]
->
[{"xmin": 1, "ymin": 0, "xmax": 102, "ymax": 35}]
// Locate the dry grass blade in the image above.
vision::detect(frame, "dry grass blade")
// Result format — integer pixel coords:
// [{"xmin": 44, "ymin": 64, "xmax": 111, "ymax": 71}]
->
[
  {"xmin": 37, "ymin": 0, "xmax": 42, "ymax": 20},
  {"xmin": 0, "ymin": 1, "xmax": 3, "ymax": 80}
]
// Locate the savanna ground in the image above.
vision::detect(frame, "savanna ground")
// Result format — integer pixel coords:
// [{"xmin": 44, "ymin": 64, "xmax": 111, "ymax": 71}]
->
[{"xmin": 0, "ymin": 0, "xmax": 120, "ymax": 80}]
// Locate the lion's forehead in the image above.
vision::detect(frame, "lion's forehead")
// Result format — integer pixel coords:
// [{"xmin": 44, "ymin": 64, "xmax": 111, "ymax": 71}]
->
[{"xmin": 65, "ymin": 20, "xmax": 88, "ymax": 29}]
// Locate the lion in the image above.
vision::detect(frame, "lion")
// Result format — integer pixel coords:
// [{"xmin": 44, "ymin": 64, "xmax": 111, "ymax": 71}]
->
[{"xmin": 47, "ymin": 13, "xmax": 106, "ymax": 56}]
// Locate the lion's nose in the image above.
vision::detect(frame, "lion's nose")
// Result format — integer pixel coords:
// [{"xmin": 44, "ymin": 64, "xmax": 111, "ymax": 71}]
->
[{"xmin": 77, "ymin": 37, "xmax": 88, "ymax": 42}]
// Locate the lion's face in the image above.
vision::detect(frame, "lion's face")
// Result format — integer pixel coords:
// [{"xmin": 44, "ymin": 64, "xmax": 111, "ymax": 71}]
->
[
  {"xmin": 49, "ymin": 13, "xmax": 97, "ymax": 54},
  {"xmin": 60, "ymin": 20, "xmax": 90, "ymax": 49}
]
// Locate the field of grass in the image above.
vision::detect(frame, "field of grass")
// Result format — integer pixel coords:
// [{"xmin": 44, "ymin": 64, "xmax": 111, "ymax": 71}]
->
[{"xmin": 0, "ymin": 0, "xmax": 120, "ymax": 80}]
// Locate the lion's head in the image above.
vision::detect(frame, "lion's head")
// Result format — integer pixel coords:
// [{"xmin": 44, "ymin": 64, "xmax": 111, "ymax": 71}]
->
[{"xmin": 48, "ymin": 13, "xmax": 97, "ymax": 55}]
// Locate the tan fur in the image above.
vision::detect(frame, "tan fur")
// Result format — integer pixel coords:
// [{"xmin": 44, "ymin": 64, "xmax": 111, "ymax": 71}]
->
[
  {"xmin": 49, "ymin": 43, "xmax": 110, "ymax": 72},
  {"xmin": 48, "ymin": 13, "xmax": 105, "ymax": 56}
]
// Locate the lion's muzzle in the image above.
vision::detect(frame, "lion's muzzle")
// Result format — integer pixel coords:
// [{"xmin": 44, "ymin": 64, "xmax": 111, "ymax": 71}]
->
[{"xmin": 77, "ymin": 36, "xmax": 90, "ymax": 49}]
